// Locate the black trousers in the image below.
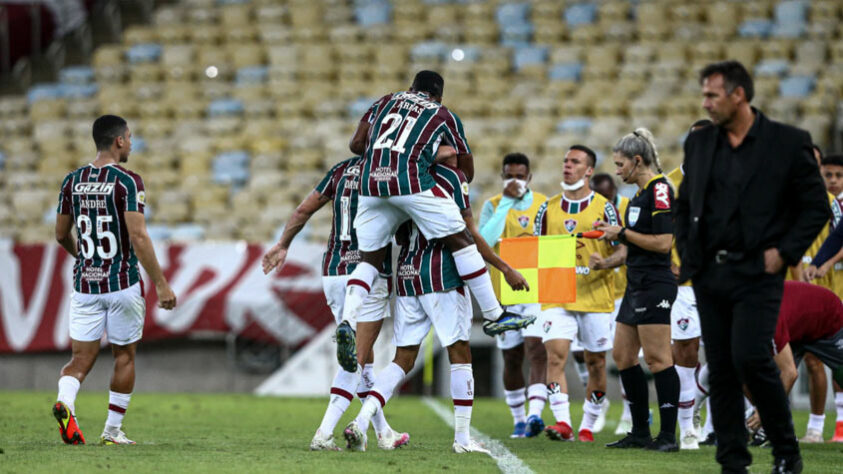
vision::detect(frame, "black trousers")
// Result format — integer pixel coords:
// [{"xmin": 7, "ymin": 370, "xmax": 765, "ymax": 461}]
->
[{"xmin": 693, "ymin": 265, "xmax": 799, "ymax": 471}]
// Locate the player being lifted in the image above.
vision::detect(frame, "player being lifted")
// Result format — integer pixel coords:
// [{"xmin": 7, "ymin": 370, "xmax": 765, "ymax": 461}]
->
[
  {"xmin": 535, "ymin": 145, "xmax": 621, "ymax": 442},
  {"xmin": 344, "ymin": 155, "xmax": 527, "ymax": 453},
  {"xmin": 336, "ymin": 71, "xmax": 533, "ymax": 372},
  {"xmin": 478, "ymin": 153, "xmax": 549, "ymax": 438},
  {"xmin": 262, "ymin": 153, "xmax": 413, "ymax": 451},
  {"xmin": 53, "ymin": 115, "xmax": 177, "ymax": 445}
]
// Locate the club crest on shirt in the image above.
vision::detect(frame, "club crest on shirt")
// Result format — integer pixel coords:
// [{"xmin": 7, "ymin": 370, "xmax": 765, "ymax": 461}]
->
[
  {"xmin": 344, "ymin": 165, "xmax": 361, "ymax": 177},
  {"xmin": 628, "ymin": 206, "xmax": 641, "ymax": 226},
  {"xmin": 518, "ymin": 215, "xmax": 530, "ymax": 228},
  {"xmin": 543, "ymin": 320, "xmax": 552, "ymax": 333},
  {"xmin": 564, "ymin": 219, "xmax": 577, "ymax": 233},
  {"xmin": 677, "ymin": 317, "xmax": 689, "ymax": 331}
]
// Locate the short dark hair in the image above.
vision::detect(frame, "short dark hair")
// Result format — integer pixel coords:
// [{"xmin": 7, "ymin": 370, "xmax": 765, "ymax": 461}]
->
[
  {"xmin": 591, "ymin": 172, "xmax": 616, "ymax": 190},
  {"xmin": 502, "ymin": 152, "xmax": 530, "ymax": 170},
  {"xmin": 813, "ymin": 144, "xmax": 824, "ymax": 160},
  {"xmin": 92, "ymin": 115, "xmax": 128, "ymax": 151},
  {"xmin": 822, "ymin": 154, "xmax": 843, "ymax": 167},
  {"xmin": 689, "ymin": 119, "xmax": 713, "ymax": 132},
  {"xmin": 411, "ymin": 70, "xmax": 444, "ymax": 98},
  {"xmin": 569, "ymin": 144, "xmax": 597, "ymax": 167},
  {"xmin": 699, "ymin": 60, "xmax": 754, "ymax": 103}
]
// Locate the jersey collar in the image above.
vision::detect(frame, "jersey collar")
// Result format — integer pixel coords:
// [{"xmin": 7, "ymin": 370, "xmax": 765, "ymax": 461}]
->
[
  {"xmin": 560, "ymin": 191, "xmax": 594, "ymax": 214},
  {"xmin": 637, "ymin": 174, "xmax": 665, "ymax": 196}
]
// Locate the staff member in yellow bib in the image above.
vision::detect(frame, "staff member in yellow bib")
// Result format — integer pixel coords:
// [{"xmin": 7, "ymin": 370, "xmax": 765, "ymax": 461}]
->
[
  {"xmin": 533, "ymin": 145, "xmax": 622, "ymax": 442},
  {"xmin": 478, "ymin": 153, "xmax": 549, "ymax": 438}
]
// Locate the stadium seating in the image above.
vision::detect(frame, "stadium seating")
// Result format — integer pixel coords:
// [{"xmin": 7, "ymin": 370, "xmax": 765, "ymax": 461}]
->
[{"xmin": 0, "ymin": 0, "xmax": 841, "ymax": 243}]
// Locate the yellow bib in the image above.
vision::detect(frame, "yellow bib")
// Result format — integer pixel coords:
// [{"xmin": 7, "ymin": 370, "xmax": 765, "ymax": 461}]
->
[
  {"xmin": 613, "ymin": 195, "xmax": 630, "ymax": 300},
  {"xmin": 786, "ymin": 192, "xmax": 838, "ymax": 291},
  {"xmin": 488, "ymin": 191, "xmax": 548, "ymax": 299},
  {"xmin": 542, "ymin": 192, "xmax": 616, "ymax": 313}
]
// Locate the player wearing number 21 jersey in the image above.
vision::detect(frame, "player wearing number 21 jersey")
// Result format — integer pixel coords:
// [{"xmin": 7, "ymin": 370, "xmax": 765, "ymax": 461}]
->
[{"xmin": 53, "ymin": 115, "xmax": 176, "ymax": 447}]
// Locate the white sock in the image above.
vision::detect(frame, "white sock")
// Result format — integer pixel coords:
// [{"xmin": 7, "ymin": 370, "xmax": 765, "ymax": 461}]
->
[
  {"xmin": 527, "ymin": 383, "xmax": 547, "ymax": 417},
  {"xmin": 57, "ymin": 375, "xmax": 81, "ymax": 414},
  {"xmin": 547, "ymin": 385, "xmax": 571, "ymax": 426},
  {"xmin": 105, "ymin": 391, "xmax": 131, "ymax": 433},
  {"xmin": 343, "ymin": 262, "xmax": 379, "ymax": 326},
  {"xmin": 703, "ymin": 397, "xmax": 714, "ymax": 436},
  {"xmin": 452, "ymin": 245, "xmax": 502, "ymax": 321},
  {"xmin": 619, "ymin": 378, "xmax": 631, "ymax": 421},
  {"xmin": 451, "ymin": 364, "xmax": 474, "ymax": 446},
  {"xmin": 676, "ymin": 365, "xmax": 696, "ymax": 432},
  {"xmin": 355, "ymin": 362, "xmax": 405, "ymax": 433},
  {"xmin": 318, "ymin": 368, "xmax": 359, "ymax": 435},
  {"xmin": 836, "ymin": 392, "xmax": 843, "ymax": 421},
  {"xmin": 504, "ymin": 388, "xmax": 527, "ymax": 425},
  {"xmin": 575, "ymin": 360, "xmax": 589, "ymax": 387},
  {"xmin": 359, "ymin": 364, "xmax": 392, "ymax": 436},
  {"xmin": 808, "ymin": 413, "xmax": 826, "ymax": 432},
  {"xmin": 579, "ymin": 399, "xmax": 602, "ymax": 432}
]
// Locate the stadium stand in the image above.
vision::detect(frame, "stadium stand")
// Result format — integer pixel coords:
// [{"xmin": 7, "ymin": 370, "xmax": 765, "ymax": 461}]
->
[{"xmin": 1, "ymin": 0, "xmax": 842, "ymax": 244}]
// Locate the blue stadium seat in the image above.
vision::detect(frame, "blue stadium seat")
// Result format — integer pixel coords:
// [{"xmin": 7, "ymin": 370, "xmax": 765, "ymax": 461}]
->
[
  {"xmin": 771, "ymin": 23, "xmax": 806, "ymax": 38},
  {"xmin": 779, "ymin": 75, "xmax": 815, "ymax": 98},
  {"xmin": 347, "ymin": 97, "xmax": 378, "ymax": 118},
  {"xmin": 59, "ymin": 66, "xmax": 95, "ymax": 85},
  {"xmin": 548, "ymin": 62, "xmax": 583, "ymax": 81},
  {"xmin": 754, "ymin": 59, "xmax": 790, "ymax": 77},
  {"xmin": 212, "ymin": 151, "xmax": 251, "ymax": 185},
  {"xmin": 513, "ymin": 46, "xmax": 548, "ymax": 71},
  {"xmin": 556, "ymin": 117, "xmax": 593, "ymax": 134},
  {"xmin": 126, "ymin": 43, "xmax": 163, "ymax": 64},
  {"xmin": 132, "ymin": 137, "xmax": 148, "ymax": 153},
  {"xmin": 411, "ymin": 41, "xmax": 449, "ymax": 61},
  {"xmin": 208, "ymin": 98, "xmax": 245, "ymax": 117},
  {"xmin": 565, "ymin": 3, "xmax": 598, "ymax": 27},
  {"xmin": 448, "ymin": 45, "xmax": 481, "ymax": 62},
  {"xmin": 354, "ymin": 0, "xmax": 392, "ymax": 27},
  {"xmin": 496, "ymin": 3, "xmax": 530, "ymax": 25},
  {"xmin": 146, "ymin": 224, "xmax": 173, "ymax": 241},
  {"xmin": 236, "ymin": 66, "xmax": 269, "ymax": 85},
  {"xmin": 0, "ymin": 151, "xmax": 5, "ymax": 170},
  {"xmin": 775, "ymin": 0, "xmax": 808, "ymax": 25},
  {"xmin": 500, "ymin": 23, "xmax": 534, "ymax": 48},
  {"xmin": 60, "ymin": 84, "xmax": 98, "ymax": 99},
  {"xmin": 738, "ymin": 19, "xmax": 773, "ymax": 38}
]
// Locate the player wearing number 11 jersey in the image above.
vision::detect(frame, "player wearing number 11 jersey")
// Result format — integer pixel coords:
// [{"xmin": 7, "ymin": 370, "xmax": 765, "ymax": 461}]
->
[{"xmin": 53, "ymin": 115, "xmax": 176, "ymax": 446}]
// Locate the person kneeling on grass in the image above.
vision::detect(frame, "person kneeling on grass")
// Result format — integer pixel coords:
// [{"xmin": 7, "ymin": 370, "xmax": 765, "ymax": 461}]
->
[{"xmin": 343, "ymin": 160, "xmax": 532, "ymax": 453}]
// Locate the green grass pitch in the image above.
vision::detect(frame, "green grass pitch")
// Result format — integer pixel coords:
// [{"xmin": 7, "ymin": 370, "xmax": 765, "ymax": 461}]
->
[{"xmin": 1, "ymin": 392, "xmax": 841, "ymax": 473}]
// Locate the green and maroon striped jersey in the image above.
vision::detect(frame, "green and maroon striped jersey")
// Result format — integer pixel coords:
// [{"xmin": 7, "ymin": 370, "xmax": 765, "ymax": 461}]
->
[
  {"xmin": 57, "ymin": 164, "xmax": 145, "ymax": 294},
  {"xmin": 315, "ymin": 157, "xmax": 391, "ymax": 277},
  {"xmin": 395, "ymin": 164, "xmax": 469, "ymax": 297},
  {"xmin": 359, "ymin": 91, "xmax": 471, "ymax": 197}
]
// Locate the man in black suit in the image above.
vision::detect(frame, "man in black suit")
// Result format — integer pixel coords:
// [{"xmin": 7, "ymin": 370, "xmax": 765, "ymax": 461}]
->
[{"xmin": 675, "ymin": 61, "xmax": 829, "ymax": 474}]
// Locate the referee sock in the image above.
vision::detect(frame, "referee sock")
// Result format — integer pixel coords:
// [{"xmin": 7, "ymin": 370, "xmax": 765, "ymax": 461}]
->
[
  {"xmin": 675, "ymin": 365, "xmax": 696, "ymax": 433},
  {"xmin": 527, "ymin": 383, "xmax": 547, "ymax": 417},
  {"xmin": 318, "ymin": 368, "xmax": 358, "ymax": 436},
  {"xmin": 504, "ymin": 388, "xmax": 527, "ymax": 425},
  {"xmin": 343, "ymin": 262, "xmax": 379, "ymax": 326},
  {"xmin": 452, "ymin": 245, "xmax": 503, "ymax": 321},
  {"xmin": 653, "ymin": 366, "xmax": 680, "ymax": 440},
  {"xmin": 619, "ymin": 365, "xmax": 650, "ymax": 436}
]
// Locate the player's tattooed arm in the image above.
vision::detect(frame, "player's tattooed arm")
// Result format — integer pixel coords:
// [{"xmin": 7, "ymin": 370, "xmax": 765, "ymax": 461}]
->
[
  {"xmin": 262, "ymin": 190, "xmax": 331, "ymax": 274},
  {"xmin": 125, "ymin": 211, "xmax": 176, "ymax": 310},
  {"xmin": 54, "ymin": 213, "xmax": 78, "ymax": 259},
  {"xmin": 462, "ymin": 209, "xmax": 529, "ymax": 291}
]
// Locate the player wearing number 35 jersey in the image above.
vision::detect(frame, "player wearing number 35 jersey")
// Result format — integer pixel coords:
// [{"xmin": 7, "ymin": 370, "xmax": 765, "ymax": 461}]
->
[{"xmin": 53, "ymin": 115, "xmax": 176, "ymax": 447}]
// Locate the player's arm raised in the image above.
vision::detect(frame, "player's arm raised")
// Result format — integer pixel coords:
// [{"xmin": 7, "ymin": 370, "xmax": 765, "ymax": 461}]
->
[
  {"xmin": 125, "ymin": 211, "xmax": 176, "ymax": 310},
  {"xmin": 263, "ymin": 190, "xmax": 331, "ymax": 274},
  {"xmin": 55, "ymin": 214, "xmax": 78, "ymax": 258}
]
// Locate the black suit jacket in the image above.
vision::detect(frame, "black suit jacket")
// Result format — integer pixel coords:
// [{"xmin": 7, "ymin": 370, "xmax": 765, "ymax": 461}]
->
[{"xmin": 675, "ymin": 109, "xmax": 830, "ymax": 283}]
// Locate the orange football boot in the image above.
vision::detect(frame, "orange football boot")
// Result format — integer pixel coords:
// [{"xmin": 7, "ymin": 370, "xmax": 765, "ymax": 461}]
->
[{"xmin": 53, "ymin": 402, "xmax": 85, "ymax": 445}]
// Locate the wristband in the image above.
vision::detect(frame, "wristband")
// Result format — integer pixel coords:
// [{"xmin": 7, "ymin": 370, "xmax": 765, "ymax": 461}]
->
[{"xmin": 618, "ymin": 227, "xmax": 627, "ymax": 243}]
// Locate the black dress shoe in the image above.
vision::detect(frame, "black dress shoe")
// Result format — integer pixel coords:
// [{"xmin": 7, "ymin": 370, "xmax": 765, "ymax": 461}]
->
[
  {"xmin": 700, "ymin": 432, "xmax": 717, "ymax": 446},
  {"xmin": 606, "ymin": 432, "xmax": 651, "ymax": 449},
  {"xmin": 771, "ymin": 457, "xmax": 802, "ymax": 474},
  {"xmin": 646, "ymin": 433, "xmax": 679, "ymax": 452}
]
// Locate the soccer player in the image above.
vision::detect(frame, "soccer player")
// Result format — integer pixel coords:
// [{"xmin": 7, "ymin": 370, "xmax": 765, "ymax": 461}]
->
[
  {"xmin": 477, "ymin": 152, "xmax": 548, "ymax": 438},
  {"xmin": 262, "ymin": 153, "xmax": 415, "ymax": 451},
  {"xmin": 592, "ymin": 173, "xmax": 632, "ymax": 435},
  {"xmin": 596, "ymin": 129, "xmax": 680, "ymax": 452},
  {"xmin": 664, "ymin": 118, "xmax": 712, "ymax": 450},
  {"xmin": 53, "ymin": 115, "xmax": 177, "ymax": 445},
  {"xmin": 534, "ymin": 145, "xmax": 621, "ymax": 442},
  {"xmin": 336, "ymin": 71, "xmax": 532, "ymax": 372},
  {"xmin": 344, "ymin": 160, "xmax": 528, "ymax": 453}
]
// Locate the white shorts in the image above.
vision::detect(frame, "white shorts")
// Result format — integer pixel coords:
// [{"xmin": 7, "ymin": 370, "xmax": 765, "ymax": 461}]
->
[
  {"xmin": 540, "ymin": 307, "xmax": 613, "ymax": 352},
  {"xmin": 322, "ymin": 274, "xmax": 391, "ymax": 325},
  {"xmin": 69, "ymin": 283, "xmax": 146, "ymax": 345},
  {"xmin": 354, "ymin": 191, "xmax": 467, "ymax": 251},
  {"xmin": 496, "ymin": 303, "xmax": 543, "ymax": 350},
  {"xmin": 671, "ymin": 285, "xmax": 701, "ymax": 340},
  {"xmin": 394, "ymin": 287, "xmax": 472, "ymax": 347}
]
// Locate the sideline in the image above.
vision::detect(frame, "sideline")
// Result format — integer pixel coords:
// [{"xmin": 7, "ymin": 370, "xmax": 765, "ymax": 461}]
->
[{"xmin": 422, "ymin": 397, "xmax": 535, "ymax": 474}]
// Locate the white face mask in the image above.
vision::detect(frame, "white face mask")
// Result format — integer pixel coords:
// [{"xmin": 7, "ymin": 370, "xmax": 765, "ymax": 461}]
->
[
  {"xmin": 503, "ymin": 178, "xmax": 528, "ymax": 198},
  {"xmin": 561, "ymin": 179, "xmax": 585, "ymax": 192}
]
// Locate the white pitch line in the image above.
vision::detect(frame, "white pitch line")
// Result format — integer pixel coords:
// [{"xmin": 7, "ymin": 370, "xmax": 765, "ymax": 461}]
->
[{"xmin": 422, "ymin": 397, "xmax": 535, "ymax": 474}]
